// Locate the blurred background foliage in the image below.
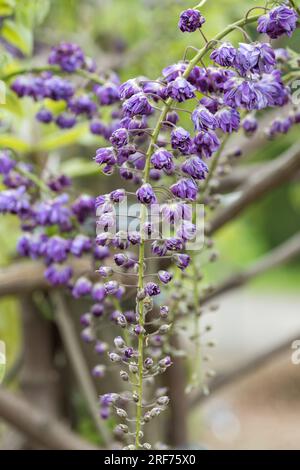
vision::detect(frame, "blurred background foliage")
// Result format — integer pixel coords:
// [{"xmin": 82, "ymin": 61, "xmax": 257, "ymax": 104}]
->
[{"xmin": 0, "ymin": 0, "xmax": 300, "ymax": 436}]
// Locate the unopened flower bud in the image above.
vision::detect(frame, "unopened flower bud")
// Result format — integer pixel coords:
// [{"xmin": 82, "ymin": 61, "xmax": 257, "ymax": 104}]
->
[
  {"xmin": 157, "ymin": 396, "xmax": 169, "ymax": 406},
  {"xmin": 114, "ymin": 336, "xmax": 125, "ymax": 349},
  {"xmin": 120, "ymin": 370, "xmax": 129, "ymax": 381},
  {"xmin": 150, "ymin": 407, "xmax": 162, "ymax": 418},
  {"xmin": 129, "ymin": 363, "xmax": 138, "ymax": 374},
  {"xmin": 115, "ymin": 424, "xmax": 128, "ymax": 434},
  {"xmin": 117, "ymin": 314, "xmax": 127, "ymax": 328},
  {"xmin": 116, "ymin": 408, "xmax": 128, "ymax": 418},
  {"xmin": 137, "ymin": 288, "xmax": 146, "ymax": 300},
  {"xmin": 143, "ymin": 443, "xmax": 152, "ymax": 450},
  {"xmin": 109, "ymin": 352, "xmax": 121, "ymax": 362},
  {"xmin": 144, "ymin": 357, "xmax": 154, "ymax": 369},
  {"xmin": 160, "ymin": 305, "xmax": 169, "ymax": 318},
  {"xmin": 159, "ymin": 324, "xmax": 171, "ymax": 334}
]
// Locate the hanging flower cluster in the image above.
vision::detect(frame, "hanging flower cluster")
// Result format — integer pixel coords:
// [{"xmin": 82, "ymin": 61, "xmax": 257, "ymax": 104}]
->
[
  {"xmin": 11, "ymin": 42, "xmax": 121, "ymax": 135},
  {"xmin": 90, "ymin": 2, "xmax": 300, "ymax": 449},
  {"xmin": 1, "ymin": 1, "xmax": 300, "ymax": 450}
]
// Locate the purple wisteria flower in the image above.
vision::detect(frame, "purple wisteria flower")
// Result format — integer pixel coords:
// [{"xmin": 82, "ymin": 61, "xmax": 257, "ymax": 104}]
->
[
  {"xmin": 151, "ymin": 149, "xmax": 174, "ymax": 170},
  {"xmin": 235, "ymin": 43, "xmax": 276, "ymax": 75},
  {"xmin": 177, "ymin": 220, "xmax": 196, "ymax": 241},
  {"xmin": 267, "ymin": 116, "xmax": 293, "ymax": 138},
  {"xmin": 160, "ymin": 202, "xmax": 192, "ymax": 224},
  {"xmin": 216, "ymin": 107, "xmax": 240, "ymax": 133},
  {"xmin": 162, "ymin": 63, "xmax": 187, "ymax": 82},
  {"xmin": 181, "ymin": 156, "xmax": 208, "ymax": 180},
  {"xmin": 44, "ymin": 76, "xmax": 75, "ymax": 101},
  {"xmin": 199, "ymin": 97, "xmax": 219, "ymax": 114},
  {"xmin": 94, "ymin": 147, "xmax": 116, "ymax": 166},
  {"xmin": 48, "ymin": 42, "xmax": 85, "ymax": 72},
  {"xmin": 173, "ymin": 254, "xmax": 190, "ymax": 271},
  {"xmin": 145, "ymin": 282, "xmax": 161, "ymax": 296},
  {"xmin": 119, "ymin": 79, "xmax": 141, "ymax": 99},
  {"xmin": 224, "ymin": 72, "xmax": 288, "ymax": 111},
  {"xmin": 110, "ymin": 189, "xmax": 126, "ymax": 203},
  {"xmin": 72, "ymin": 277, "xmax": 93, "ymax": 298},
  {"xmin": 171, "ymin": 127, "xmax": 192, "ymax": 154},
  {"xmin": 56, "ymin": 113, "xmax": 77, "ymax": 129},
  {"xmin": 94, "ymin": 83, "xmax": 120, "ymax": 105},
  {"xmin": 166, "ymin": 77, "xmax": 196, "ymax": 102},
  {"xmin": 68, "ymin": 95, "xmax": 97, "ymax": 117},
  {"xmin": 242, "ymin": 116, "xmax": 258, "ymax": 136},
  {"xmin": 193, "ymin": 130, "xmax": 220, "ymax": 158},
  {"xmin": 170, "ymin": 178, "xmax": 198, "ymax": 201},
  {"xmin": 45, "ymin": 236, "xmax": 70, "ymax": 263},
  {"xmin": 257, "ymin": 6, "xmax": 298, "ymax": 39},
  {"xmin": 210, "ymin": 42, "xmax": 237, "ymax": 67},
  {"xmin": 192, "ymin": 105, "xmax": 217, "ymax": 131},
  {"xmin": 123, "ymin": 92, "xmax": 153, "ymax": 116},
  {"xmin": 136, "ymin": 183, "xmax": 157, "ymax": 204},
  {"xmin": 158, "ymin": 271, "xmax": 173, "ymax": 284},
  {"xmin": 0, "ymin": 151, "xmax": 16, "ymax": 174},
  {"xmin": 110, "ymin": 128, "xmax": 129, "ymax": 148},
  {"xmin": 36, "ymin": 108, "xmax": 53, "ymax": 124},
  {"xmin": 45, "ymin": 265, "xmax": 73, "ymax": 286},
  {"xmin": 70, "ymin": 235, "xmax": 92, "ymax": 257},
  {"xmin": 178, "ymin": 9, "xmax": 205, "ymax": 32}
]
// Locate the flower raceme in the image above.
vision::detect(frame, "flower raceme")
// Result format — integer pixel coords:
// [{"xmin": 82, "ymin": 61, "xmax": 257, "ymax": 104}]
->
[{"xmin": 1, "ymin": 2, "xmax": 300, "ymax": 450}]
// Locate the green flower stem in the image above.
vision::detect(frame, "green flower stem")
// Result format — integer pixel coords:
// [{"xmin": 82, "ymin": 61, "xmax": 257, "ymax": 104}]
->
[
  {"xmin": 17, "ymin": 165, "xmax": 52, "ymax": 195},
  {"xmin": 199, "ymin": 134, "xmax": 230, "ymax": 202},
  {"xmin": 1, "ymin": 65, "xmax": 105, "ymax": 85},
  {"xmin": 134, "ymin": 12, "xmax": 261, "ymax": 449}
]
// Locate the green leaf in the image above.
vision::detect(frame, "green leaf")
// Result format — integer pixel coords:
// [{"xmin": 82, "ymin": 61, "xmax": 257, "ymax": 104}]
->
[
  {"xmin": 15, "ymin": 0, "xmax": 50, "ymax": 27},
  {"xmin": 0, "ymin": 134, "xmax": 30, "ymax": 152},
  {"xmin": 0, "ymin": 88, "xmax": 23, "ymax": 116},
  {"xmin": 36, "ymin": 123, "xmax": 89, "ymax": 152},
  {"xmin": 0, "ymin": 0, "xmax": 15, "ymax": 16},
  {"xmin": 1, "ymin": 20, "xmax": 33, "ymax": 55},
  {"xmin": 61, "ymin": 158, "xmax": 100, "ymax": 178}
]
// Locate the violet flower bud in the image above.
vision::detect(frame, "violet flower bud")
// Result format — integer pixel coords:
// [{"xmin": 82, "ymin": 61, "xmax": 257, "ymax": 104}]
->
[
  {"xmin": 92, "ymin": 365, "xmax": 106, "ymax": 378},
  {"xmin": 178, "ymin": 9, "xmax": 205, "ymax": 33},
  {"xmin": 242, "ymin": 116, "xmax": 258, "ymax": 136},
  {"xmin": 192, "ymin": 105, "xmax": 217, "ymax": 131},
  {"xmin": 109, "ymin": 188, "xmax": 126, "ymax": 203},
  {"xmin": 210, "ymin": 42, "xmax": 236, "ymax": 67},
  {"xmin": 92, "ymin": 283, "xmax": 106, "ymax": 301},
  {"xmin": 95, "ymin": 341, "xmax": 108, "ymax": 355},
  {"xmin": 91, "ymin": 303, "xmax": 104, "ymax": 317},
  {"xmin": 145, "ymin": 282, "xmax": 161, "ymax": 297},
  {"xmin": 72, "ymin": 277, "xmax": 93, "ymax": 298},
  {"xmin": 181, "ymin": 156, "xmax": 208, "ymax": 180},
  {"xmin": 173, "ymin": 253, "xmax": 190, "ymax": 270},
  {"xmin": 170, "ymin": 178, "xmax": 198, "ymax": 201},
  {"xmin": 158, "ymin": 270, "xmax": 173, "ymax": 284},
  {"xmin": 136, "ymin": 183, "xmax": 157, "ymax": 204},
  {"xmin": 97, "ymin": 266, "xmax": 113, "ymax": 278},
  {"xmin": 109, "ymin": 352, "xmax": 121, "ymax": 363},
  {"xmin": 171, "ymin": 126, "xmax": 193, "ymax": 155},
  {"xmin": 166, "ymin": 77, "xmax": 196, "ymax": 102},
  {"xmin": 160, "ymin": 306, "xmax": 169, "ymax": 318},
  {"xmin": 150, "ymin": 149, "xmax": 174, "ymax": 170}
]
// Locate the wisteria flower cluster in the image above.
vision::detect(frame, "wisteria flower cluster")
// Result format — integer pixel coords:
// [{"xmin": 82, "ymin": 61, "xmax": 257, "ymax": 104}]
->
[
  {"xmin": 11, "ymin": 42, "xmax": 121, "ymax": 136},
  {"xmin": 1, "ymin": 1, "xmax": 300, "ymax": 450}
]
